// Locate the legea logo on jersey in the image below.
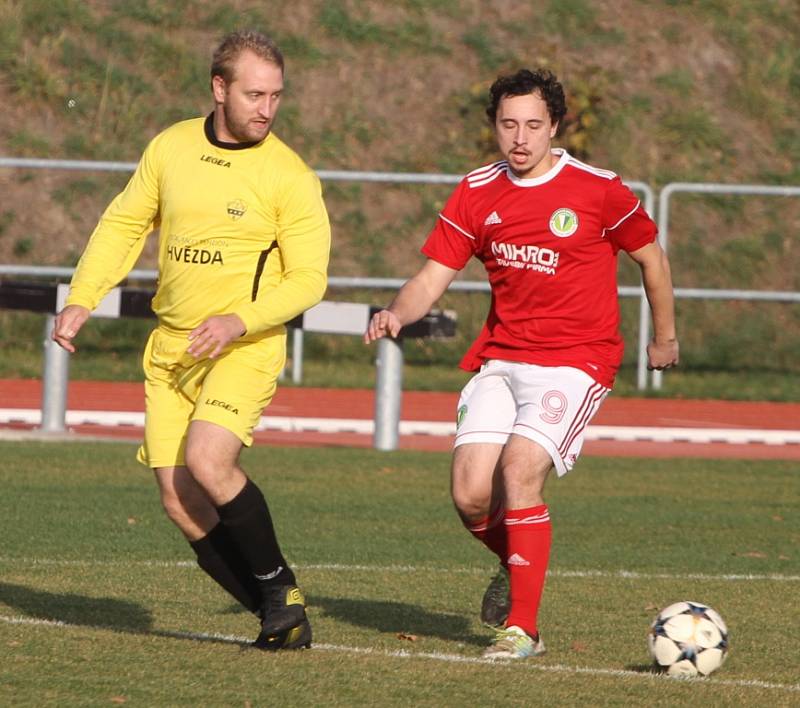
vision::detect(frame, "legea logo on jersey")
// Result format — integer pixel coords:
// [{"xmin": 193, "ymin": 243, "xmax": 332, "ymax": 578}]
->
[
  {"xmin": 200, "ymin": 154, "xmax": 231, "ymax": 168},
  {"xmin": 549, "ymin": 208, "xmax": 579, "ymax": 237},
  {"xmin": 227, "ymin": 199, "xmax": 247, "ymax": 220}
]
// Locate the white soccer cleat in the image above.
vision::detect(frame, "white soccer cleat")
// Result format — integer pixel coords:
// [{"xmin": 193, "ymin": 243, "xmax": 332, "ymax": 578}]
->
[{"xmin": 482, "ymin": 625, "xmax": 546, "ymax": 660}]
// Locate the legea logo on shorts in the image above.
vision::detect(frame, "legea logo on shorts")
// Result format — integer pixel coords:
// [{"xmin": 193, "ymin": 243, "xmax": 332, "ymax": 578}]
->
[
  {"xmin": 549, "ymin": 208, "xmax": 578, "ymax": 237},
  {"xmin": 205, "ymin": 398, "xmax": 239, "ymax": 415}
]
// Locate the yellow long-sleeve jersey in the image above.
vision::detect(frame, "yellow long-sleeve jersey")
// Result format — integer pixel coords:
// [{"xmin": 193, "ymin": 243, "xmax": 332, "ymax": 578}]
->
[{"xmin": 67, "ymin": 115, "xmax": 331, "ymax": 337}]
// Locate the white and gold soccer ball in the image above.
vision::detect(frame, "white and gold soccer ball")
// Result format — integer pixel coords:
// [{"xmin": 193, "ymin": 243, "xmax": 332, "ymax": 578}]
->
[{"xmin": 648, "ymin": 601, "xmax": 729, "ymax": 677}]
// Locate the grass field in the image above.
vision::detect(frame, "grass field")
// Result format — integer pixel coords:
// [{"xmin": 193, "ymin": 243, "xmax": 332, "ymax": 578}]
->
[{"xmin": 0, "ymin": 442, "xmax": 798, "ymax": 706}]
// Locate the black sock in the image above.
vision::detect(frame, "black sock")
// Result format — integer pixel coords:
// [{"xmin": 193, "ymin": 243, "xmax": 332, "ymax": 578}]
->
[
  {"xmin": 190, "ymin": 523, "xmax": 261, "ymax": 614},
  {"xmin": 216, "ymin": 479, "xmax": 297, "ymax": 596}
]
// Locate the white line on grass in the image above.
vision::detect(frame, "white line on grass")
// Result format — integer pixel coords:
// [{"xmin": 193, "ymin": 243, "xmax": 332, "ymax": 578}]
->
[
  {"xmin": 1, "ymin": 614, "xmax": 798, "ymax": 695},
  {"xmin": 303, "ymin": 565, "xmax": 800, "ymax": 583},
  {"xmin": 0, "ymin": 557, "xmax": 797, "ymax": 582}
]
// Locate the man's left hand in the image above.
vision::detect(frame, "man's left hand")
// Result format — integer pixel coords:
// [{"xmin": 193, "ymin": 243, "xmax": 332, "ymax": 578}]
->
[
  {"xmin": 187, "ymin": 314, "xmax": 247, "ymax": 359},
  {"xmin": 647, "ymin": 338, "xmax": 679, "ymax": 370}
]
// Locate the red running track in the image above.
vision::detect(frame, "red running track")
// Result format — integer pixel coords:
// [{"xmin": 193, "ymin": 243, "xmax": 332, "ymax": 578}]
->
[{"xmin": 2, "ymin": 379, "xmax": 799, "ymax": 460}]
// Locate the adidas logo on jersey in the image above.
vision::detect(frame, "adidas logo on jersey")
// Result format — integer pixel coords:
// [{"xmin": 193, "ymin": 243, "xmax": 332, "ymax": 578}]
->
[
  {"xmin": 507, "ymin": 553, "xmax": 530, "ymax": 566},
  {"xmin": 484, "ymin": 211, "xmax": 503, "ymax": 226}
]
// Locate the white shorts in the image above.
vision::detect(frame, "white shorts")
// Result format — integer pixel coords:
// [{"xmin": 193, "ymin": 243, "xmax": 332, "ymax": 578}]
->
[{"xmin": 454, "ymin": 360, "xmax": 610, "ymax": 476}]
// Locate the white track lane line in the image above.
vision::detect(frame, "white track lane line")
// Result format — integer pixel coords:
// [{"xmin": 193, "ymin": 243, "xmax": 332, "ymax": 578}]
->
[
  {"xmin": 0, "ymin": 557, "xmax": 797, "ymax": 582},
  {"xmin": 1, "ymin": 614, "xmax": 798, "ymax": 694},
  {"xmin": 2, "ymin": 408, "xmax": 800, "ymax": 444}
]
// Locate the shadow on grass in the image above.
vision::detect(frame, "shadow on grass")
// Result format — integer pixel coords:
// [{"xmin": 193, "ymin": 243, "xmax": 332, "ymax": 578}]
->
[
  {"xmin": 0, "ymin": 581, "xmax": 257, "ymax": 650},
  {"xmin": 0, "ymin": 581, "xmax": 152, "ymax": 632},
  {"xmin": 0, "ymin": 583, "xmax": 487, "ymax": 651},
  {"xmin": 625, "ymin": 662, "xmax": 661, "ymax": 674},
  {"xmin": 311, "ymin": 594, "xmax": 486, "ymax": 646}
]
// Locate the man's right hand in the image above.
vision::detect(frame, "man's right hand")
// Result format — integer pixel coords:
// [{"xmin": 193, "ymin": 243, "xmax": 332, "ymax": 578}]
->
[
  {"xmin": 52, "ymin": 304, "xmax": 91, "ymax": 353},
  {"xmin": 364, "ymin": 309, "xmax": 402, "ymax": 343}
]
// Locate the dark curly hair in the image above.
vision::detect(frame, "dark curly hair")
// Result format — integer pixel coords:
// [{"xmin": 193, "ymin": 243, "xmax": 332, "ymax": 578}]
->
[{"xmin": 486, "ymin": 69, "xmax": 567, "ymax": 128}]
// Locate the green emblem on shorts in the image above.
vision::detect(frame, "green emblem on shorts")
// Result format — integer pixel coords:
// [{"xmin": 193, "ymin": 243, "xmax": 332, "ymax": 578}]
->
[
  {"xmin": 456, "ymin": 404, "xmax": 468, "ymax": 429},
  {"xmin": 549, "ymin": 208, "xmax": 579, "ymax": 237}
]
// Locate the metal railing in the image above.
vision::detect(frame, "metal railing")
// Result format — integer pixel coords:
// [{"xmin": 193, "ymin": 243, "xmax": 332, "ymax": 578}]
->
[
  {"xmin": 2, "ymin": 157, "xmax": 799, "ymax": 394},
  {"xmin": 0, "ymin": 278, "xmax": 456, "ymax": 450},
  {"xmin": 0, "ymin": 157, "xmax": 657, "ymax": 388},
  {"xmin": 654, "ymin": 182, "xmax": 800, "ymax": 388}
]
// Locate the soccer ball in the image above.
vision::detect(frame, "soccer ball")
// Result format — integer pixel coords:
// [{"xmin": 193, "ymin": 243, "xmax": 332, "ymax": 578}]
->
[{"xmin": 648, "ymin": 601, "xmax": 729, "ymax": 677}]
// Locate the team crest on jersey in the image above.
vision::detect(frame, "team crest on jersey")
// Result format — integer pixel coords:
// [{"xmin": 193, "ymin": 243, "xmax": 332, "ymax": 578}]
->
[
  {"xmin": 549, "ymin": 208, "xmax": 578, "ymax": 238},
  {"xmin": 227, "ymin": 199, "xmax": 247, "ymax": 220},
  {"xmin": 456, "ymin": 404, "xmax": 468, "ymax": 429}
]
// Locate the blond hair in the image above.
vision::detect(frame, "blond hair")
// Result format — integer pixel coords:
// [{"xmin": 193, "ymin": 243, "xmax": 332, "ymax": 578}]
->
[{"xmin": 210, "ymin": 30, "xmax": 284, "ymax": 83}]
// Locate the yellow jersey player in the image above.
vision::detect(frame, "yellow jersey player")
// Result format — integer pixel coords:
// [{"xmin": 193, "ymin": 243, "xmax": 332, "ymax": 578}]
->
[{"xmin": 52, "ymin": 30, "xmax": 331, "ymax": 651}]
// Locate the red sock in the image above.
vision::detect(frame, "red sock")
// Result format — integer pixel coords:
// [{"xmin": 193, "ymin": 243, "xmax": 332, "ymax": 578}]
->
[
  {"xmin": 504, "ymin": 504, "xmax": 552, "ymax": 638},
  {"xmin": 463, "ymin": 505, "xmax": 507, "ymax": 564}
]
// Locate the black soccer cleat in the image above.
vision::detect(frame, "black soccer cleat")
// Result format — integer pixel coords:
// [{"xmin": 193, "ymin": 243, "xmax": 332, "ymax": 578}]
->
[
  {"xmin": 255, "ymin": 617, "xmax": 312, "ymax": 651},
  {"xmin": 254, "ymin": 585, "xmax": 309, "ymax": 649},
  {"xmin": 480, "ymin": 565, "xmax": 510, "ymax": 628}
]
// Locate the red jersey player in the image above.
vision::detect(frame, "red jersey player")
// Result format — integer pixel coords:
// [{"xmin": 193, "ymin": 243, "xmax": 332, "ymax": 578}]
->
[{"xmin": 364, "ymin": 68, "xmax": 678, "ymax": 659}]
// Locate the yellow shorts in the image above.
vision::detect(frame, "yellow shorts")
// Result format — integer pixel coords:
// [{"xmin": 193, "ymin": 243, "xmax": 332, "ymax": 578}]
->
[{"xmin": 136, "ymin": 326, "xmax": 286, "ymax": 468}]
